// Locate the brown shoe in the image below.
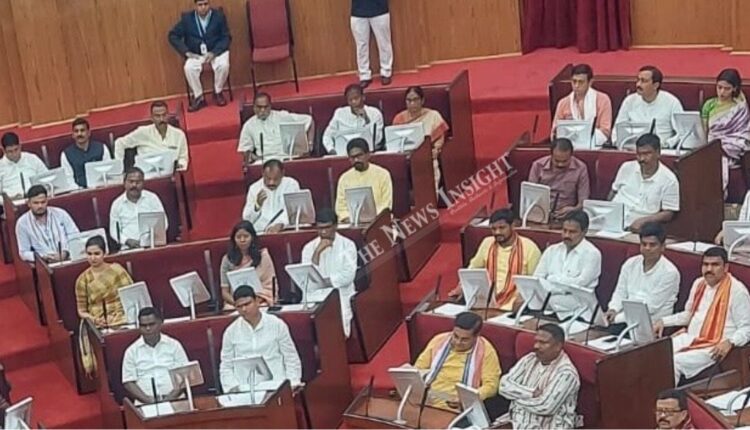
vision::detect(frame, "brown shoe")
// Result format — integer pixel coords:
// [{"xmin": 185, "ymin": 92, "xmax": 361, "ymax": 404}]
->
[
  {"xmin": 188, "ymin": 96, "xmax": 206, "ymax": 112},
  {"xmin": 381, "ymin": 76, "xmax": 392, "ymax": 86},
  {"xmin": 214, "ymin": 92, "xmax": 227, "ymax": 107}
]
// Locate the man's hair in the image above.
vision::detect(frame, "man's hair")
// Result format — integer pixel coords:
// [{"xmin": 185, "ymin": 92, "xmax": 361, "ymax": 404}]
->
[
  {"xmin": 571, "ymin": 64, "xmax": 594, "ymax": 80},
  {"xmin": 635, "ymin": 133, "xmax": 661, "ymax": 151},
  {"xmin": 150, "ymin": 100, "xmax": 169, "ymax": 112},
  {"xmin": 550, "ymin": 138, "xmax": 574, "ymax": 153},
  {"xmin": 253, "ymin": 92, "xmax": 272, "ymax": 104},
  {"xmin": 344, "ymin": 83, "xmax": 364, "ymax": 98},
  {"xmin": 640, "ymin": 65, "xmax": 663, "ymax": 86},
  {"xmin": 1, "ymin": 132, "xmax": 20, "ymax": 149},
  {"xmin": 539, "ymin": 323, "xmax": 565, "ymax": 344},
  {"xmin": 316, "ymin": 207, "xmax": 338, "ymax": 225},
  {"xmin": 233, "ymin": 285, "xmax": 257, "ymax": 302},
  {"xmin": 346, "ymin": 138, "xmax": 370, "ymax": 154},
  {"xmin": 124, "ymin": 166, "xmax": 145, "ymax": 180},
  {"xmin": 704, "ymin": 246, "xmax": 729, "ymax": 264},
  {"xmin": 84, "ymin": 235, "xmax": 107, "ymax": 251},
  {"xmin": 26, "ymin": 185, "xmax": 48, "ymax": 199},
  {"xmin": 639, "ymin": 222, "xmax": 666, "ymax": 244},
  {"xmin": 489, "ymin": 208, "xmax": 515, "ymax": 225},
  {"xmin": 72, "ymin": 117, "xmax": 90, "ymax": 130},
  {"xmin": 138, "ymin": 306, "xmax": 163, "ymax": 321},
  {"xmin": 657, "ymin": 388, "xmax": 688, "ymax": 410},
  {"xmin": 455, "ymin": 312, "xmax": 483, "ymax": 335},
  {"xmin": 262, "ymin": 159, "xmax": 284, "ymax": 171},
  {"xmin": 563, "ymin": 209, "xmax": 589, "ymax": 232}
]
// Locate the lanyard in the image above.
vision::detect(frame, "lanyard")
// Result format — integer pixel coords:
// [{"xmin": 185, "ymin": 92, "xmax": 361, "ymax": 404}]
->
[{"xmin": 194, "ymin": 11, "xmax": 211, "ymax": 40}]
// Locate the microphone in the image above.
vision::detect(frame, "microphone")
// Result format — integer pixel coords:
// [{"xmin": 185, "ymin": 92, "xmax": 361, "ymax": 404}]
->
[
  {"xmin": 268, "ymin": 277, "xmax": 282, "ymax": 311},
  {"xmin": 550, "ymin": 193, "xmax": 560, "ymax": 217},
  {"xmin": 260, "ymin": 133, "xmax": 265, "ymax": 164},
  {"xmin": 535, "ymin": 292, "xmax": 552, "ymax": 330},
  {"xmin": 57, "ymin": 241, "xmax": 63, "ymax": 262},
  {"xmin": 151, "ymin": 377, "xmax": 159, "ymax": 404},
  {"xmin": 372, "ymin": 123, "xmax": 377, "ymax": 149},
  {"xmin": 20, "ymin": 172, "xmax": 26, "ymax": 195},
  {"xmin": 416, "ymin": 380, "xmax": 433, "ymax": 429},
  {"xmin": 530, "ymin": 114, "xmax": 540, "ymax": 143},
  {"xmin": 483, "ymin": 277, "xmax": 495, "ymax": 321},
  {"xmin": 102, "ymin": 299, "xmax": 109, "ymax": 330},
  {"xmin": 266, "ymin": 209, "xmax": 284, "ymax": 230},
  {"xmin": 116, "ymin": 221, "xmax": 122, "ymax": 246},
  {"xmin": 649, "ymin": 118, "xmax": 656, "ymax": 135},
  {"xmin": 703, "ymin": 361, "xmax": 722, "ymax": 393},
  {"xmin": 736, "ymin": 390, "xmax": 750, "ymax": 427},
  {"xmin": 583, "ymin": 307, "xmax": 599, "ymax": 346},
  {"xmin": 589, "ymin": 116, "xmax": 598, "ymax": 148},
  {"xmin": 206, "ymin": 327, "xmax": 221, "ymax": 394}
]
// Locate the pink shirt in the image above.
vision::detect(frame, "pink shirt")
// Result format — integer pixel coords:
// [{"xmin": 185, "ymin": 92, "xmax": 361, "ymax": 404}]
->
[{"xmin": 528, "ymin": 155, "xmax": 590, "ymax": 210}]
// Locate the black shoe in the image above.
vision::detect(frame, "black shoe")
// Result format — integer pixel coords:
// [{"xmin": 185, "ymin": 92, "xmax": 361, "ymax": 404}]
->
[
  {"xmin": 381, "ymin": 76, "xmax": 392, "ymax": 86},
  {"xmin": 215, "ymin": 92, "xmax": 227, "ymax": 107},
  {"xmin": 359, "ymin": 79, "xmax": 372, "ymax": 89},
  {"xmin": 188, "ymin": 97, "xmax": 206, "ymax": 112}
]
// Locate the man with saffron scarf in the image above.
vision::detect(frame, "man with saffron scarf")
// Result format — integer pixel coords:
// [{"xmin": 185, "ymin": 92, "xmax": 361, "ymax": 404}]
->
[
  {"xmin": 654, "ymin": 247, "xmax": 750, "ymax": 384},
  {"xmin": 413, "ymin": 312, "xmax": 501, "ymax": 410},
  {"xmin": 449, "ymin": 208, "xmax": 541, "ymax": 310}
]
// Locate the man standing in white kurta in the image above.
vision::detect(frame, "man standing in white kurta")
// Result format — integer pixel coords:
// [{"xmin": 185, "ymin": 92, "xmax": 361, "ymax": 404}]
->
[
  {"xmin": 350, "ymin": 0, "xmax": 393, "ymax": 87},
  {"xmin": 301, "ymin": 208, "xmax": 358, "ymax": 338},
  {"xmin": 654, "ymin": 247, "xmax": 750, "ymax": 384}
]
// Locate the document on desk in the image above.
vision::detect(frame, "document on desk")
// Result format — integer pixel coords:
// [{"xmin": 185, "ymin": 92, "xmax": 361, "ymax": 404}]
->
[
  {"xmin": 486, "ymin": 313, "xmax": 532, "ymax": 327},
  {"xmin": 667, "ymin": 241, "xmax": 715, "ymax": 253},
  {"xmin": 707, "ymin": 387, "xmax": 750, "ymax": 414},
  {"xmin": 432, "ymin": 303, "xmax": 466, "ymax": 316},
  {"xmin": 586, "ymin": 335, "xmax": 632, "ymax": 352},
  {"xmin": 217, "ymin": 392, "xmax": 269, "ymax": 407},
  {"xmin": 279, "ymin": 304, "xmax": 307, "ymax": 312},
  {"xmin": 594, "ymin": 230, "xmax": 630, "ymax": 239},
  {"xmin": 565, "ymin": 320, "xmax": 592, "ymax": 335},
  {"xmin": 140, "ymin": 402, "xmax": 175, "ymax": 418}
]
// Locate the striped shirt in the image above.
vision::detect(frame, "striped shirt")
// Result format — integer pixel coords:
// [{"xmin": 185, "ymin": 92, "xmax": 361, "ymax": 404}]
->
[{"xmin": 499, "ymin": 351, "xmax": 580, "ymax": 429}]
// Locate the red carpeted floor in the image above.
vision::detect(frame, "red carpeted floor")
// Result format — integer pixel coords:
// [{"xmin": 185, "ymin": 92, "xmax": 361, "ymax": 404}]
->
[{"xmin": 0, "ymin": 47, "xmax": 744, "ymax": 427}]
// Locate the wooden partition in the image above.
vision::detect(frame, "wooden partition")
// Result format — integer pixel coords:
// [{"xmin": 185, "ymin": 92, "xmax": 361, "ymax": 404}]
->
[{"xmin": 0, "ymin": 0, "xmax": 521, "ymax": 126}]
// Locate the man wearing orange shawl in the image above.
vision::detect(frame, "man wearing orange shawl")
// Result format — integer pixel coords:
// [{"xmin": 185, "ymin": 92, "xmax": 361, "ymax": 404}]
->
[
  {"xmin": 452, "ymin": 209, "xmax": 541, "ymax": 311},
  {"xmin": 654, "ymin": 247, "xmax": 750, "ymax": 384}
]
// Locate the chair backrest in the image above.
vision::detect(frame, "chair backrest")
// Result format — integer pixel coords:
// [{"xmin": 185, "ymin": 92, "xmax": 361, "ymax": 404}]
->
[{"xmin": 247, "ymin": 0, "xmax": 292, "ymax": 50}]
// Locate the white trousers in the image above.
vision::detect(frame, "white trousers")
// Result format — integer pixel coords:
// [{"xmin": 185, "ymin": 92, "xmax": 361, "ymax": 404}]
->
[
  {"xmin": 184, "ymin": 51, "xmax": 230, "ymax": 99},
  {"xmin": 671, "ymin": 335, "xmax": 715, "ymax": 384},
  {"xmin": 350, "ymin": 14, "xmax": 393, "ymax": 81}
]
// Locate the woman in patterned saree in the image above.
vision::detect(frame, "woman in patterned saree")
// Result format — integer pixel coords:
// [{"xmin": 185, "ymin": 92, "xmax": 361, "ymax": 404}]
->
[{"xmin": 701, "ymin": 68, "xmax": 750, "ymax": 195}]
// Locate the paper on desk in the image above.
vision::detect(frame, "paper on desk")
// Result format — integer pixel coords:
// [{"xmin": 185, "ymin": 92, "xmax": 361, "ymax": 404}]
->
[
  {"xmin": 433, "ymin": 303, "xmax": 466, "ymax": 316},
  {"xmin": 586, "ymin": 335, "xmax": 631, "ymax": 352},
  {"xmin": 486, "ymin": 313, "xmax": 532, "ymax": 327},
  {"xmin": 668, "ymin": 242, "xmax": 715, "ymax": 253},
  {"xmin": 306, "ymin": 288, "xmax": 333, "ymax": 303},
  {"xmin": 217, "ymin": 392, "xmax": 269, "ymax": 407},
  {"xmin": 164, "ymin": 316, "xmax": 191, "ymax": 325},
  {"xmin": 278, "ymin": 304, "xmax": 306, "ymax": 312},
  {"xmin": 593, "ymin": 230, "xmax": 630, "ymax": 239},
  {"xmin": 140, "ymin": 402, "xmax": 175, "ymax": 418},
  {"xmin": 707, "ymin": 387, "xmax": 750, "ymax": 413},
  {"xmin": 565, "ymin": 320, "xmax": 591, "ymax": 335}
]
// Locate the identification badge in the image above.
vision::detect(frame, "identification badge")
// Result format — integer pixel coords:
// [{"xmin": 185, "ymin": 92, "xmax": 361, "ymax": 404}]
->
[{"xmin": 200, "ymin": 43, "xmax": 208, "ymax": 55}]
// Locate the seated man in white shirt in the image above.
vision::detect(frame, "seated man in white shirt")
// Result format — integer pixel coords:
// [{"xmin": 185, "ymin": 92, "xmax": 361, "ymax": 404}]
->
[
  {"xmin": 605, "ymin": 222, "xmax": 680, "ymax": 328},
  {"xmin": 61, "ymin": 118, "xmax": 112, "ymax": 189},
  {"xmin": 122, "ymin": 307, "xmax": 190, "ymax": 404},
  {"xmin": 533, "ymin": 209, "xmax": 602, "ymax": 318},
  {"xmin": 242, "ymin": 159, "xmax": 300, "ymax": 234},
  {"xmin": 322, "ymin": 84, "xmax": 384, "ymax": 155},
  {"xmin": 301, "ymin": 208, "xmax": 358, "ymax": 338},
  {"xmin": 237, "ymin": 92, "xmax": 314, "ymax": 165},
  {"xmin": 0, "ymin": 132, "xmax": 48, "ymax": 200},
  {"xmin": 113, "ymin": 101, "xmax": 190, "ymax": 170},
  {"xmin": 614, "ymin": 65, "xmax": 684, "ymax": 147},
  {"xmin": 219, "ymin": 286, "xmax": 302, "ymax": 393},
  {"xmin": 15, "ymin": 185, "xmax": 80, "ymax": 263},
  {"xmin": 609, "ymin": 133, "xmax": 680, "ymax": 232},
  {"xmin": 109, "ymin": 167, "xmax": 168, "ymax": 250},
  {"xmin": 653, "ymin": 247, "xmax": 750, "ymax": 385}
]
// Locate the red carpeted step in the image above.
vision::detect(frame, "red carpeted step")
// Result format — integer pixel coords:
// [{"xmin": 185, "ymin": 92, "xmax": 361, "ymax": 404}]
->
[{"xmin": 0, "ymin": 297, "xmax": 53, "ymax": 371}]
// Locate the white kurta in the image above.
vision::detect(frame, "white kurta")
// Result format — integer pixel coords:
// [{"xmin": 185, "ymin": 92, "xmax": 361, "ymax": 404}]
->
[
  {"xmin": 301, "ymin": 233, "xmax": 358, "ymax": 337},
  {"xmin": 121, "ymin": 334, "xmax": 189, "ymax": 397},
  {"xmin": 608, "ymin": 255, "xmax": 680, "ymax": 323},
  {"xmin": 114, "ymin": 124, "xmax": 190, "ymax": 170},
  {"xmin": 662, "ymin": 275, "xmax": 750, "ymax": 383},
  {"xmin": 15, "ymin": 206, "xmax": 80, "ymax": 262},
  {"xmin": 109, "ymin": 190, "xmax": 168, "ymax": 248},
  {"xmin": 0, "ymin": 152, "xmax": 48, "ymax": 198},
  {"xmin": 322, "ymin": 105, "xmax": 384, "ymax": 153},
  {"xmin": 241, "ymin": 176, "xmax": 301, "ymax": 231},
  {"xmin": 614, "ymin": 90, "xmax": 684, "ymax": 147},
  {"xmin": 219, "ymin": 314, "xmax": 302, "ymax": 392},
  {"xmin": 237, "ymin": 110, "xmax": 314, "ymax": 158},
  {"xmin": 738, "ymin": 191, "xmax": 750, "ymax": 221},
  {"xmin": 611, "ymin": 160, "xmax": 680, "ymax": 227},
  {"xmin": 533, "ymin": 239, "xmax": 602, "ymax": 318}
]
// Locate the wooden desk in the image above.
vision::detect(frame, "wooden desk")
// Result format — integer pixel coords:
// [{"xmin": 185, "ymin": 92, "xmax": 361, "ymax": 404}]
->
[
  {"xmin": 343, "ymin": 388, "xmax": 457, "ymax": 429},
  {"xmin": 123, "ymin": 383, "xmax": 297, "ymax": 429}
]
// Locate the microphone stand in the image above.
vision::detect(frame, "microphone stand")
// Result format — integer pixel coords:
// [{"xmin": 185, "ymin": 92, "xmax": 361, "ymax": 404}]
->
[
  {"xmin": 416, "ymin": 381, "xmax": 433, "ymax": 429},
  {"xmin": 535, "ymin": 292, "xmax": 552, "ymax": 330},
  {"xmin": 583, "ymin": 307, "xmax": 599, "ymax": 346}
]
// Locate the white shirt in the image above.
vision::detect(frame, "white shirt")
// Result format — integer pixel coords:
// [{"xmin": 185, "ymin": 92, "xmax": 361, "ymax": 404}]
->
[
  {"xmin": 608, "ymin": 255, "xmax": 680, "ymax": 323},
  {"xmin": 109, "ymin": 190, "xmax": 168, "ymax": 247},
  {"xmin": 322, "ymin": 105, "xmax": 384, "ymax": 153},
  {"xmin": 219, "ymin": 313, "xmax": 302, "ymax": 392},
  {"xmin": 241, "ymin": 176, "xmax": 301, "ymax": 231},
  {"xmin": 60, "ymin": 143, "xmax": 112, "ymax": 186},
  {"xmin": 534, "ymin": 238, "xmax": 602, "ymax": 290},
  {"xmin": 662, "ymin": 275, "xmax": 750, "ymax": 348},
  {"xmin": 0, "ymin": 152, "xmax": 48, "ymax": 198},
  {"xmin": 237, "ymin": 110, "xmax": 313, "ymax": 158},
  {"xmin": 15, "ymin": 206, "xmax": 80, "ymax": 262},
  {"xmin": 121, "ymin": 334, "xmax": 189, "ymax": 397},
  {"xmin": 738, "ymin": 191, "xmax": 750, "ymax": 221},
  {"xmin": 301, "ymin": 233, "xmax": 358, "ymax": 337},
  {"xmin": 114, "ymin": 124, "xmax": 189, "ymax": 170},
  {"xmin": 614, "ymin": 90, "xmax": 684, "ymax": 147},
  {"xmin": 612, "ymin": 160, "xmax": 680, "ymax": 226}
]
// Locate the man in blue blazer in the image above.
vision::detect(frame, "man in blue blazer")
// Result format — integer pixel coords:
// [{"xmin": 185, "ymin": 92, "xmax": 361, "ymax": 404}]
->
[{"xmin": 169, "ymin": 0, "xmax": 232, "ymax": 112}]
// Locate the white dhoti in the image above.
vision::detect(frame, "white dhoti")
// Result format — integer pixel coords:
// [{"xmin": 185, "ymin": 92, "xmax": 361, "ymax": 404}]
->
[
  {"xmin": 350, "ymin": 13, "xmax": 393, "ymax": 81},
  {"xmin": 184, "ymin": 51, "xmax": 230, "ymax": 99},
  {"xmin": 340, "ymin": 286, "xmax": 354, "ymax": 339},
  {"xmin": 671, "ymin": 333, "xmax": 715, "ymax": 384}
]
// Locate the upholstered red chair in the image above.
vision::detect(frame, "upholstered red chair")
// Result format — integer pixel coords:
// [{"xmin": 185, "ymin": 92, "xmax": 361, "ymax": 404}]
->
[{"xmin": 246, "ymin": 0, "xmax": 299, "ymax": 93}]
